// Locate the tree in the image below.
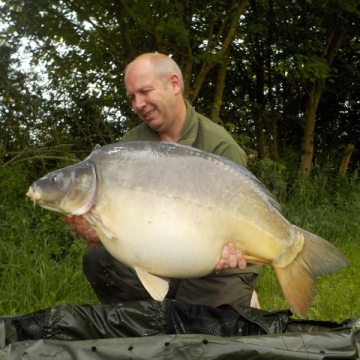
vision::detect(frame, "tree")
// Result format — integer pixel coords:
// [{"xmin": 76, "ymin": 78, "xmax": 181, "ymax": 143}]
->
[
  {"xmin": 213, "ymin": 0, "xmax": 360, "ymax": 180},
  {"xmin": 1, "ymin": 0, "xmax": 250, "ymax": 164},
  {"xmin": 296, "ymin": 1, "xmax": 353, "ymax": 180},
  {"xmin": 1, "ymin": 0, "xmax": 360, "ymax": 183}
]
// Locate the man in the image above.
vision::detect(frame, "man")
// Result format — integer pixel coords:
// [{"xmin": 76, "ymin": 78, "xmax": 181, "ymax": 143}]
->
[{"xmin": 63, "ymin": 53, "xmax": 263, "ymax": 308}]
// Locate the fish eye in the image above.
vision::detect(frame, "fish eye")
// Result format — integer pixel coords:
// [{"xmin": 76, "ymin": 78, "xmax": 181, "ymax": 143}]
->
[{"xmin": 51, "ymin": 175, "xmax": 57, "ymax": 182}]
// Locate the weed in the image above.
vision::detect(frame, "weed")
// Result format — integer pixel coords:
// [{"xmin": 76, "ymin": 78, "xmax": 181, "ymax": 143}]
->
[{"xmin": 1, "ymin": 161, "xmax": 359, "ymax": 322}]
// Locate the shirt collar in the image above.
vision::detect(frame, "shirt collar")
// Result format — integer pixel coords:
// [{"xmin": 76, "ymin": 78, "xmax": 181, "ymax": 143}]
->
[
  {"xmin": 138, "ymin": 100, "xmax": 199, "ymax": 145},
  {"xmin": 177, "ymin": 100, "xmax": 198, "ymax": 146}
]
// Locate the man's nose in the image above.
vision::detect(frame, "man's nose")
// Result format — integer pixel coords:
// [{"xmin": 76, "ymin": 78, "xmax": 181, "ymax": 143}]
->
[{"xmin": 133, "ymin": 95, "xmax": 146, "ymax": 111}]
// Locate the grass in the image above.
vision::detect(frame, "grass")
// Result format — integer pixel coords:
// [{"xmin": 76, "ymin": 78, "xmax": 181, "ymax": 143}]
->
[
  {"xmin": 256, "ymin": 173, "xmax": 360, "ymax": 321},
  {"xmin": 0, "ymin": 163, "xmax": 359, "ymax": 324},
  {"xmin": 0, "ymin": 204, "xmax": 98, "ymax": 315},
  {"xmin": 256, "ymin": 251, "xmax": 358, "ymax": 322}
]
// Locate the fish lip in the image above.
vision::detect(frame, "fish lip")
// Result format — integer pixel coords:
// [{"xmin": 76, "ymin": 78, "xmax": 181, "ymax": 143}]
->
[{"xmin": 26, "ymin": 186, "xmax": 41, "ymax": 207}]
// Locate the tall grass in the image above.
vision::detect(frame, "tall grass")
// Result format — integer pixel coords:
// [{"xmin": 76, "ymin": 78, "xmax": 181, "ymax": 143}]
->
[
  {"xmin": 0, "ymin": 161, "xmax": 359, "ymax": 323},
  {"xmin": 0, "ymin": 205, "xmax": 97, "ymax": 315},
  {"xmin": 255, "ymin": 168, "xmax": 360, "ymax": 321},
  {"xmin": 0, "ymin": 163, "xmax": 97, "ymax": 315}
]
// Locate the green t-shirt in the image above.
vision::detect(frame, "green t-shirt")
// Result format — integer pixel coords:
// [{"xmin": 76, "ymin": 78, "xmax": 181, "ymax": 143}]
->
[{"xmin": 121, "ymin": 100, "xmax": 263, "ymax": 276}]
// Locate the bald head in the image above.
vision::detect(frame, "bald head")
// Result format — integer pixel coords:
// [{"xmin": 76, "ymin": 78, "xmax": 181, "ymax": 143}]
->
[
  {"xmin": 123, "ymin": 53, "xmax": 187, "ymax": 141},
  {"xmin": 125, "ymin": 53, "xmax": 184, "ymax": 93}
]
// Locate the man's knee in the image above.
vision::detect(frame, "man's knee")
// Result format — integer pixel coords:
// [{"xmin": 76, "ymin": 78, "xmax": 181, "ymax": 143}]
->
[
  {"xmin": 82, "ymin": 246, "xmax": 152, "ymax": 302},
  {"xmin": 82, "ymin": 246, "xmax": 108, "ymax": 279}
]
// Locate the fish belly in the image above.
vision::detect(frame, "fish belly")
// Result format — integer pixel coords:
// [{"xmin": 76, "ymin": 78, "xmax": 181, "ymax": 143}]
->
[{"xmin": 89, "ymin": 188, "xmax": 286, "ymax": 279}]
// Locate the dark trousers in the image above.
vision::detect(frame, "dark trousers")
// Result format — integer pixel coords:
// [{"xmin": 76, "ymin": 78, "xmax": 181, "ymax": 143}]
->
[{"xmin": 83, "ymin": 245, "xmax": 258, "ymax": 308}]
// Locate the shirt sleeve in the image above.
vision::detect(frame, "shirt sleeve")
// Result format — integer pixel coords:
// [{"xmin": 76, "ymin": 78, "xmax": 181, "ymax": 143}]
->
[{"xmin": 214, "ymin": 142, "xmax": 247, "ymax": 167}]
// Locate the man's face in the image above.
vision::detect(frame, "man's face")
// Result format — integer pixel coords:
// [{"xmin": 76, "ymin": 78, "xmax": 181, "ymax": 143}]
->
[{"xmin": 125, "ymin": 60, "xmax": 177, "ymax": 133}]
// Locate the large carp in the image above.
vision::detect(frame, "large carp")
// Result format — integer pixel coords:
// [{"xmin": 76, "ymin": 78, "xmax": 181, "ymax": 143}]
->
[{"xmin": 26, "ymin": 141, "xmax": 348, "ymax": 315}]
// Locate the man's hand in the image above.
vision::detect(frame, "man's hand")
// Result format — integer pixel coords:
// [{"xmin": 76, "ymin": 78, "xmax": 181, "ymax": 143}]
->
[
  {"xmin": 215, "ymin": 242, "xmax": 247, "ymax": 272},
  {"xmin": 62, "ymin": 214, "xmax": 101, "ymax": 247}
]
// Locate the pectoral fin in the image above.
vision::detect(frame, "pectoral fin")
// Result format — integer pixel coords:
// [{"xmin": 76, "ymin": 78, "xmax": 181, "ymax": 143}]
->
[
  {"xmin": 85, "ymin": 212, "xmax": 115, "ymax": 239},
  {"xmin": 134, "ymin": 266, "xmax": 169, "ymax": 301}
]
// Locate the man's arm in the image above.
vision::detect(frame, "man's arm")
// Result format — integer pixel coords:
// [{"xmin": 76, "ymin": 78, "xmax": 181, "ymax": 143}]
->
[
  {"xmin": 62, "ymin": 215, "xmax": 101, "ymax": 247},
  {"xmin": 62, "ymin": 215, "xmax": 247, "ymax": 270}
]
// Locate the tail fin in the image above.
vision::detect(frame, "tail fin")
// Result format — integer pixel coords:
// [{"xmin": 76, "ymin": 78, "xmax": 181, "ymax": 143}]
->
[{"xmin": 274, "ymin": 226, "xmax": 349, "ymax": 316}]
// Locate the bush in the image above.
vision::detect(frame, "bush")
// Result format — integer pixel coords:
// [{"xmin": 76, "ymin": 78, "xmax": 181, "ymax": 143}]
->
[
  {"xmin": 0, "ymin": 162, "xmax": 97, "ymax": 314},
  {"xmin": 1, "ymin": 159, "xmax": 359, "ymax": 321}
]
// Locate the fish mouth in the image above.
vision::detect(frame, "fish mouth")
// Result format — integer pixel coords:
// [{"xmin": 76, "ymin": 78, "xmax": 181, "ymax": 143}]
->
[
  {"xmin": 25, "ymin": 185, "xmax": 63, "ymax": 213},
  {"xmin": 26, "ymin": 186, "xmax": 41, "ymax": 207}
]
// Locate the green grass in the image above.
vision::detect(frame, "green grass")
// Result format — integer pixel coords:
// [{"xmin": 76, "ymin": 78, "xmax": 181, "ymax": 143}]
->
[
  {"xmin": 256, "ymin": 248, "xmax": 359, "ymax": 322},
  {"xmin": 0, "ymin": 204, "xmax": 98, "ymax": 315},
  {"xmin": 1, "ymin": 164, "xmax": 359, "ymax": 323},
  {"xmin": 256, "ymin": 173, "xmax": 360, "ymax": 321}
]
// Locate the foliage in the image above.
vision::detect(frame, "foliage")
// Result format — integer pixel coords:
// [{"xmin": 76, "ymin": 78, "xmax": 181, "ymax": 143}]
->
[
  {"xmin": 1, "ymin": 160, "xmax": 359, "ymax": 321},
  {"xmin": 0, "ymin": 0, "xmax": 360, "ymax": 321},
  {"xmin": 257, "ymin": 172, "xmax": 360, "ymax": 321},
  {"xmin": 246, "ymin": 156, "xmax": 360, "ymax": 320},
  {"xmin": 0, "ymin": 0, "xmax": 359, "ymax": 179},
  {"xmin": 0, "ymin": 162, "xmax": 97, "ymax": 314}
]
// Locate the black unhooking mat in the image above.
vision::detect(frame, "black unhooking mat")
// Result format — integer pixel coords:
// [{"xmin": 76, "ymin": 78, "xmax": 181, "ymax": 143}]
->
[{"xmin": 0, "ymin": 300, "xmax": 358, "ymax": 359}]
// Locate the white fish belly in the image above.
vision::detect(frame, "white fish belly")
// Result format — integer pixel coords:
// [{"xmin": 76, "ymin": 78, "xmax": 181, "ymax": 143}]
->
[
  {"xmin": 91, "ymin": 187, "xmax": 284, "ymax": 278},
  {"xmin": 92, "ymin": 189, "xmax": 238, "ymax": 278}
]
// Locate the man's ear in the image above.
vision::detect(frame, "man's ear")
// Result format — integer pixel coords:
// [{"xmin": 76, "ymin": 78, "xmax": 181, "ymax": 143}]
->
[{"xmin": 169, "ymin": 73, "xmax": 182, "ymax": 95}]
